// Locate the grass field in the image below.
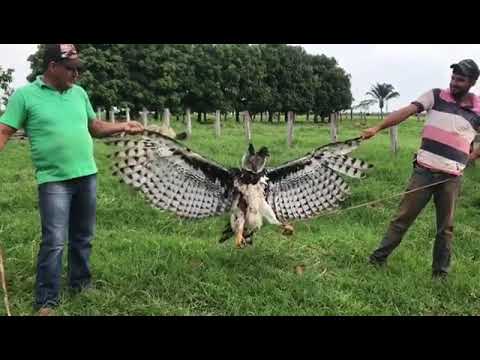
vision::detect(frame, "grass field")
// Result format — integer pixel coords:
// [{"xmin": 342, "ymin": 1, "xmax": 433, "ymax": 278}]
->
[{"xmin": 1, "ymin": 116, "xmax": 480, "ymax": 316}]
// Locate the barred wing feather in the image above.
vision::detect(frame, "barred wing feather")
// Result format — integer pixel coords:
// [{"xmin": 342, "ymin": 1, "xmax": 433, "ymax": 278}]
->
[
  {"xmin": 105, "ymin": 130, "xmax": 235, "ymax": 219},
  {"xmin": 266, "ymin": 138, "xmax": 372, "ymax": 221}
]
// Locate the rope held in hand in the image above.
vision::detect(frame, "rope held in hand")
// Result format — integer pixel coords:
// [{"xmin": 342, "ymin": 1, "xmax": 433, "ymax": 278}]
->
[
  {"xmin": 317, "ymin": 178, "xmax": 452, "ymax": 218},
  {"xmin": 0, "ymin": 246, "xmax": 12, "ymax": 316}
]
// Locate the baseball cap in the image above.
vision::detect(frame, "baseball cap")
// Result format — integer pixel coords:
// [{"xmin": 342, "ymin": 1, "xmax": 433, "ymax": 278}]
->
[
  {"xmin": 450, "ymin": 59, "xmax": 480, "ymax": 80},
  {"xmin": 43, "ymin": 44, "xmax": 82, "ymax": 69}
]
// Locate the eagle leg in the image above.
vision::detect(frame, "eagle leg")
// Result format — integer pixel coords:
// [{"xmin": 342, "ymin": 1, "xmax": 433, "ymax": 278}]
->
[
  {"xmin": 232, "ymin": 195, "xmax": 247, "ymax": 249},
  {"xmin": 219, "ymin": 223, "xmax": 234, "ymax": 243},
  {"xmin": 281, "ymin": 223, "xmax": 294, "ymax": 236},
  {"xmin": 235, "ymin": 228, "xmax": 246, "ymax": 249},
  {"xmin": 243, "ymin": 230, "xmax": 255, "ymax": 245}
]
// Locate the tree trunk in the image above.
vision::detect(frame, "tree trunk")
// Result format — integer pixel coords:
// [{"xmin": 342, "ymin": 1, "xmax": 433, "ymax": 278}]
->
[
  {"xmin": 235, "ymin": 110, "xmax": 240, "ymax": 123},
  {"xmin": 306, "ymin": 111, "xmax": 310, "ymax": 121},
  {"xmin": 314, "ymin": 113, "xmax": 318, "ymax": 123},
  {"xmin": 224, "ymin": 112, "xmax": 227, "ymax": 122},
  {"xmin": 268, "ymin": 111, "xmax": 273, "ymax": 122},
  {"xmin": 260, "ymin": 112, "xmax": 263, "ymax": 122},
  {"xmin": 203, "ymin": 112, "xmax": 207, "ymax": 122},
  {"xmin": 284, "ymin": 112, "xmax": 288, "ymax": 122},
  {"xmin": 197, "ymin": 112, "xmax": 202, "ymax": 122}
]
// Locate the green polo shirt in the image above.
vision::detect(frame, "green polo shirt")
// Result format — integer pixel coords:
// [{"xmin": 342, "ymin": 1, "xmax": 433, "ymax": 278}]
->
[{"xmin": 0, "ymin": 76, "xmax": 98, "ymax": 184}]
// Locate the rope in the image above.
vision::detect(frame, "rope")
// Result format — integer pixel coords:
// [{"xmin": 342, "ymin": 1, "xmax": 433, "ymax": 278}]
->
[
  {"xmin": 317, "ymin": 178, "xmax": 452, "ymax": 218},
  {"xmin": 0, "ymin": 246, "xmax": 12, "ymax": 316}
]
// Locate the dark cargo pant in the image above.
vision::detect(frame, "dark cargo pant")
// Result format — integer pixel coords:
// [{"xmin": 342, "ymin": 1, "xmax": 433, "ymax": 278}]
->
[{"xmin": 369, "ymin": 163, "xmax": 462, "ymax": 275}]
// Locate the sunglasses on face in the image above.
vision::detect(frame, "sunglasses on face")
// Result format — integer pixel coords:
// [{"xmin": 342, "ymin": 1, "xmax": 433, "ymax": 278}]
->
[
  {"xmin": 64, "ymin": 64, "xmax": 82, "ymax": 73},
  {"xmin": 54, "ymin": 62, "xmax": 82, "ymax": 73}
]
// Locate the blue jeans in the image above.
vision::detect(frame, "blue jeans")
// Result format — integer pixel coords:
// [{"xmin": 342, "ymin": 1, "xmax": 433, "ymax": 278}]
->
[{"xmin": 35, "ymin": 174, "xmax": 97, "ymax": 309}]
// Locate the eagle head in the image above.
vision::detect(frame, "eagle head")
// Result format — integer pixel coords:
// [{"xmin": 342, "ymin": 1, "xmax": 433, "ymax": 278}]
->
[{"xmin": 241, "ymin": 144, "xmax": 270, "ymax": 173}]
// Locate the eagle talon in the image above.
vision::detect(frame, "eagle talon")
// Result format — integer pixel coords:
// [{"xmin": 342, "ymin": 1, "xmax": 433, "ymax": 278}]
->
[
  {"xmin": 281, "ymin": 223, "xmax": 294, "ymax": 236},
  {"xmin": 235, "ymin": 235, "xmax": 246, "ymax": 249},
  {"xmin": 236, "ymin": 242, "xmax": 246, "ymax": 249}
]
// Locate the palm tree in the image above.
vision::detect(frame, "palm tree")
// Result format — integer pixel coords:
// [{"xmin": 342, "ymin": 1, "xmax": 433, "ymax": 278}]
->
[{"xmin": 366, "ymin": 83, "xmax": 400, "ymax": 119}]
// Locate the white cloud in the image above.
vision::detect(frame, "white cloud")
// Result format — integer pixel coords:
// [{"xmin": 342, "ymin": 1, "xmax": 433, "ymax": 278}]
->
[{"xmin": 294, "ymin": 44, "xmax": 480, "ymax": 112}]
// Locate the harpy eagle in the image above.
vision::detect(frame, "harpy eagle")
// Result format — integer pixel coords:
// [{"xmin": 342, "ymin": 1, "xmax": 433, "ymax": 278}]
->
[{"xmin": 106, "ymin": 131, "xmax": 373, "ymax": 248}]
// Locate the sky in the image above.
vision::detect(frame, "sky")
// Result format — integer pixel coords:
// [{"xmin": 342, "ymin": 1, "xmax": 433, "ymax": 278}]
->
[
  {"xmin": 2, "ymin": 44, "xmax": 480, "ymax": 112},
  {"xmin": 294, "ymin": 44, "xmax": 480, "ymax": 112}
]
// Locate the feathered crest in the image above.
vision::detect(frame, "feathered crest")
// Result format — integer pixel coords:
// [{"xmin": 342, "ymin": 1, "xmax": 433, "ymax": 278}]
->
[{"xmin": 242, "ymin": 144, "xmax": 270, "ymax": 173}]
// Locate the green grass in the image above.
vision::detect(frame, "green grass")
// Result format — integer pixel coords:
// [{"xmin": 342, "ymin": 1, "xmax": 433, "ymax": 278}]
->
[{"xmin": 1, "ymin": 116, "xmax": 480, "ymax": 316}]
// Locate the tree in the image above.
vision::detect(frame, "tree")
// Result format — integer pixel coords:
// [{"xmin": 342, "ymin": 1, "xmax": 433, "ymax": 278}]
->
[
  {"xmin": 220, "ymin": 44, "xmax": 271, "ymax": 121},
  {"xmin": 273, "ymin": 45, "xmax": 314, "ymax": 120},
  {"xmin": 24, "ymin": 44, "xmax": 354, "ymax": 124},
  {"xmin": 366, "ymin": 83, "xmax": 400, "ymax": 119},
  {"xmin": 257, "ymin": 44, "xmax": 284, "ymax": 122},
  {"xmin": 309, "ymin": 54, "xmax": 353, "ymax": 123},
  {"xmin": 26, "ymin": 44, "xmax": 44, "ymax": 82},
  {"xmin": 0, "ymin": 66, "xmax": 14, "ymax": 106}
]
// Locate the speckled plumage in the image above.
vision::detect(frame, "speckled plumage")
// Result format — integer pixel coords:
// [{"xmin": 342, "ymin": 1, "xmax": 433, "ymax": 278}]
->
[{"xmin": 105, "ymin": 132, "xmax": 373, "ymax": 247}]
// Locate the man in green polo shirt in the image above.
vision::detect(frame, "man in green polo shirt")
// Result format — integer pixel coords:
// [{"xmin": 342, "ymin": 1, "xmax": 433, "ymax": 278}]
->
[{"xmin": 0, "ymin": 44, "xmax": 144, "ymax": 315}]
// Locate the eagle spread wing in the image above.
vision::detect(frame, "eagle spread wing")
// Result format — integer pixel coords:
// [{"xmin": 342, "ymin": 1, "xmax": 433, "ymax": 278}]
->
[
  {"xmin": 265, "ymin": 137, "xmax": 372, "ymax": 221},
  {"xmin": 105, "ymin": 130, "xmax": 234, "ymax": 218}
]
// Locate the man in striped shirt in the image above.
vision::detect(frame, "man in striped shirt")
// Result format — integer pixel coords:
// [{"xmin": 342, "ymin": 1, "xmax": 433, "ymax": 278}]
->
[{"xmin": 362, "ymin": 59, "xmax": 480, "ymax": 278}]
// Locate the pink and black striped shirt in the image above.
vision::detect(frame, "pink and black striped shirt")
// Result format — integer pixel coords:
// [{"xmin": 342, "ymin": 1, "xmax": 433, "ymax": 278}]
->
[{"xmin": 412, "ymin": 88, "xmax": 480, "ymax": 176}]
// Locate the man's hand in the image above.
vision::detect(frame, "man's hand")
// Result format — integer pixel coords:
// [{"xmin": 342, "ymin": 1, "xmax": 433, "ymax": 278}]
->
[
  {"xmin": 469, "ymin": 150, "xmax": 480, "ymax": 162},
  {"xmin": 359, "ymin": 104, "xmax": 419, "ymax": 141},
  {"xmin": 0, "ymin": 124, "xmax": 16, "ymax": 152},
  {"xmin": 123, "ymin": 121, "xmax": 144, "ymax": 135},
  {"xmin": 361, "ymin": 126, "xmax": 381, "ymax": 140}
]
